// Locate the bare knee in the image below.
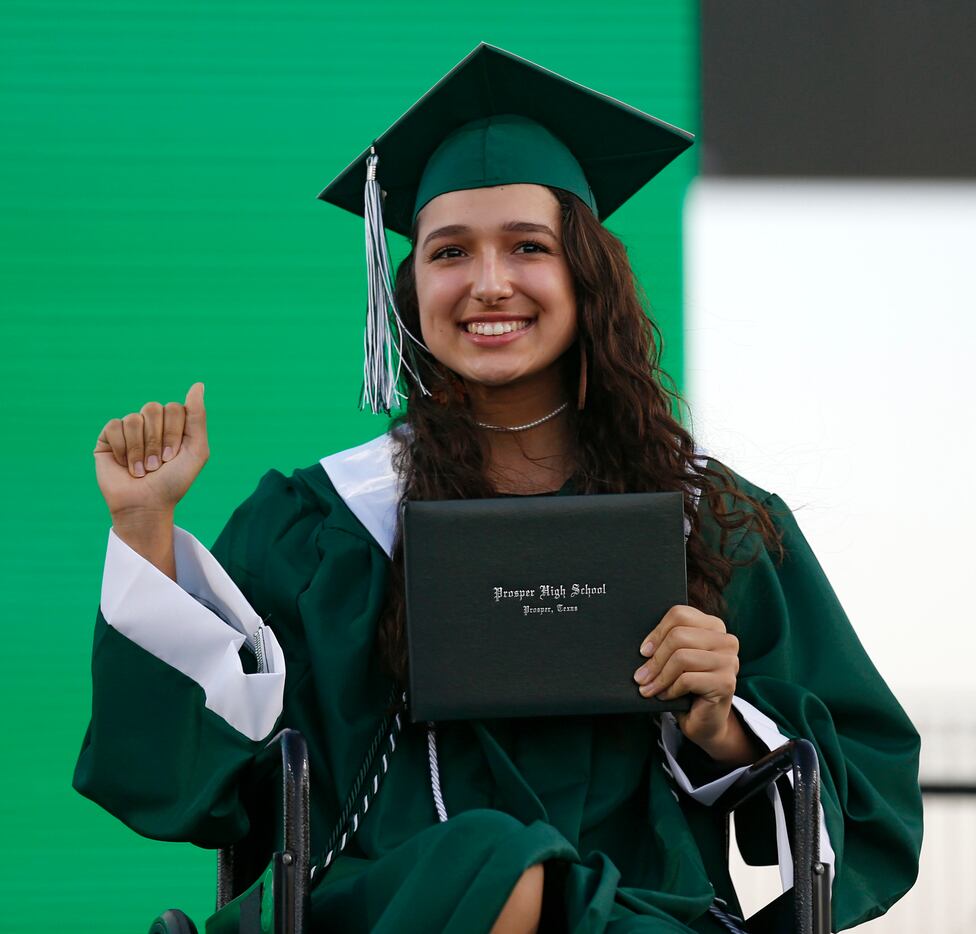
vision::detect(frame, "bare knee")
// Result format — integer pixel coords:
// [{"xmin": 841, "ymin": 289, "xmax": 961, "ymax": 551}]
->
[{"xmin": 490, "ymin": 863, "xmax": 545, "ymax": 934}]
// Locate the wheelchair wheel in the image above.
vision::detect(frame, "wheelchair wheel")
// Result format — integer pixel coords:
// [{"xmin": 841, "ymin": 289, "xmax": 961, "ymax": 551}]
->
[{"xmin": 148, "ymin": 908, "xmax": 198, "ymax": 934}]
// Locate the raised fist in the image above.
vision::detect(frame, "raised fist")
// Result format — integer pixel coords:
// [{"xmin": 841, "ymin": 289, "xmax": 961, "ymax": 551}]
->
[{"xmin": 94, "ymin": 382, "xmax": 209, "ymax": 521}]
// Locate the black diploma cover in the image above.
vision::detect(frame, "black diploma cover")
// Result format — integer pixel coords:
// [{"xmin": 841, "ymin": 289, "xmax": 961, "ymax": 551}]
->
[{"xmin": 402, "ymin": 492, "xmax": 693, "ymax": 722}]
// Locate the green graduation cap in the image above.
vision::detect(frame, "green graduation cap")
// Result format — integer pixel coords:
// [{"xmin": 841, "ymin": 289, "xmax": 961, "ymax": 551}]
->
[{"xmin": 316, "ymin": 42, "xmax": 693, "ymax": 414}]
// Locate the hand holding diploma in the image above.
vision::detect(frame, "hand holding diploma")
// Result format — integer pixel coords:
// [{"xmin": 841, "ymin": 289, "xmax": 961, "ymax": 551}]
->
[{"xmin": 634, "ymin": 605, "xmax": 763, "ymax": 767}]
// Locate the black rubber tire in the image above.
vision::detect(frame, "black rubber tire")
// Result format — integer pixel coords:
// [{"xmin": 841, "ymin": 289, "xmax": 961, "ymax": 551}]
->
[{"xmin": 147, "ymin": 908, "xmax": 199, "ymax": 934}]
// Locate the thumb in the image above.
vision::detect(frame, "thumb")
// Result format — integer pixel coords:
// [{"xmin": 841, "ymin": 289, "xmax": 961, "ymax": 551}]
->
[{"xmin": 184, "ymin": 381, "xmax": 207, "ymax": 436}]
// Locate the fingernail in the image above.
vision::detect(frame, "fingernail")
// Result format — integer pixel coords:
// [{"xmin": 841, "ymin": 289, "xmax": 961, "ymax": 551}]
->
[
  {"xmin": 146, "ymin": 455, "xmax": 160, "ymax": 471},
  {"xmin": 162, "ymin": 446, "xmax": 174, "ymax": 462},
  {"xmin": 640, "ymin": 642, "xmax": 654, "ymax": 657},
  {"xmin": 640, "ymin": 682, "xmax": 657, "ymax": 697},
  {"xmin": 133, "ymin": 461, "xmax": 146, "ymax": 478},
  {"xmin": 634, "ymin": 665, "xmax": 649, "ymax": 684}
]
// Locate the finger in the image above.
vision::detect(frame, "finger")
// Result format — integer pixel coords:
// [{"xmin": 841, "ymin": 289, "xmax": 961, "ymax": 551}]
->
[
  {"xmin": 635, "ymin": 628, "xmax": 738, "ymax": 684},
  {"xmin": 161, "ymin": 401, "xmax": 185, "ymax": 461},
  {"xmin": 184, "ymin": 382, "xmax": 207, "ymax": 437},
  {"xmin": 641, "ymin": 605, "xmax": 725, "ymax": 656},
  {"xmin": 141, "ymin": 402, "xmax": 164, "ymax": 471},
  {"xmin": 658, "ymin": 669, "xmax": 736, "ymax": 703},
  {"xmin": 182, "ymin": 382, "xmax": 210, "ymax": 462},
  {"xmin": 638, "ymin": 628, "xmax": 655, "ymax": 657},
  {"xmin": 122, "ymin": 413, "xmax": 146, "ymax": 478},
  {"xmin": 640, "ymin": 647, "xmax": 728, "ymax": 697},
  {"xmin": 94, "ymin": 418, "xmax": 128, "ymax": 468}
]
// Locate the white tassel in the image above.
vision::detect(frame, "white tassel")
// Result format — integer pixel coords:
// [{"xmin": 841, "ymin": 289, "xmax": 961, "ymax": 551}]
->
[{"xmin": 362, "ymin": 147, "xmax": 429, "ymax": 414}]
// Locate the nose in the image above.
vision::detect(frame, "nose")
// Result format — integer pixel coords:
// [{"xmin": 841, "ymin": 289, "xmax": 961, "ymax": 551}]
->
[{"xmin": 471, "ymin": 249, "xmax": 514, "ymax": 306}]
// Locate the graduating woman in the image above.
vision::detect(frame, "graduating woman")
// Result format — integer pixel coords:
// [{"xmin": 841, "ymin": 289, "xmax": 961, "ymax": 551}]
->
[{"xmin": 74, "ymin": 44, "xmax": 922, "ymax": 933}]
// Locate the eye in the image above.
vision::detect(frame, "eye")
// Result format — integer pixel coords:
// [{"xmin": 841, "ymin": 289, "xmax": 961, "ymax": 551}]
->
[
  {"xmin": 514, "ymin": 240, "xmax": 552, "ymax": 255},
  {"xmin": 430, "ymin": 245, "xmax": 466, "ymax": 261}
]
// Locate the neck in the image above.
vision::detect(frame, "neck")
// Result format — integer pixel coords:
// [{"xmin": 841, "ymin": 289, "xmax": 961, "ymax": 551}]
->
[
  {"xmin": 465, "ymin": 372, "xmax": 568, "ymax": 425},
  {"xmin": 465, "ymin": 376, "xmax": 574, "ymax": 494}
]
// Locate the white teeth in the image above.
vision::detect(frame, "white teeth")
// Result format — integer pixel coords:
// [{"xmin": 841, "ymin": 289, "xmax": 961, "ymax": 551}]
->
[{"xmin": 465, "ymin": 320, "xmax": 530, "ymax": 335}]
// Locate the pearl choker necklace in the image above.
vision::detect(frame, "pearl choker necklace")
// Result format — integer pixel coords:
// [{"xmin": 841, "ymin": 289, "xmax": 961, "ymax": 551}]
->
[{"xmin": 474, "ymin": 401, "xmax": 569, "ymax": 433}]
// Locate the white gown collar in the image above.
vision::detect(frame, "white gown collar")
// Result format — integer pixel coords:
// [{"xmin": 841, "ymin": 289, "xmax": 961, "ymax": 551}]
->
[
  {"xmin": 320, "ymin": 431, "xmax": 705, "ymax": 558},
  {"xmin": 320, "ymin": 432, "xmax": 403, "ymax": 558}
]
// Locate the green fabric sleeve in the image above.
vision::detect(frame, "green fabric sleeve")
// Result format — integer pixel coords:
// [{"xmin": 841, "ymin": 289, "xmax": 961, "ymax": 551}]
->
[
  {"xmin": 72, "ymin": 467, "xmax": 342, "ymax": 848},
  {"xmin": 210, "ymin": 465, "xmax": 396, "ymax": 863},
  {"xmin": 720, "ymin": 489, "xmax": 923, "ymax": 930},
  {"xmin": 73, "ymin": 614, "xmax": 268, "ymax": 847}
]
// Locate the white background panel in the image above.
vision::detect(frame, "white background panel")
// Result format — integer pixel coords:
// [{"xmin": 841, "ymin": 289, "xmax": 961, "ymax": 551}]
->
[
  {"xmin": 686, "ymin": 180, "xmax": 976, "ymax": 931},
  {"xmin": 686, "ymin": 179, "xmax": 975, "ymax": 699}
]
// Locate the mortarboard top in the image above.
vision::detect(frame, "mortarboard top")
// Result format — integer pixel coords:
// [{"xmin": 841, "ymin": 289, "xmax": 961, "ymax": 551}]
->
[{"xmin": 317, "ymin": 42, "xmax": 694, "ymax": 237}]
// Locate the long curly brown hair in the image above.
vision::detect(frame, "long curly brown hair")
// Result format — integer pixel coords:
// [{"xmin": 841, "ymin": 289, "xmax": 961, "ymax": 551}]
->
[{"xmin": 376, "ymin": 186, "xmax": 781, "ymax": 687}]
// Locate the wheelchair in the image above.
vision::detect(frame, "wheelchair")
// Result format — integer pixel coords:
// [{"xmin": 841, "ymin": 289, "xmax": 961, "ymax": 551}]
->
[{"xmin": 148, "ymin": 730, "xmax": 830, "ymax": 934}]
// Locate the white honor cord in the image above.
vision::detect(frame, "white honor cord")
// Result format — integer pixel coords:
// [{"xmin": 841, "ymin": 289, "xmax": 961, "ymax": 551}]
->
[{"xmin": 426, "ymin": 722, "xmax": 449, "ymax": 822}]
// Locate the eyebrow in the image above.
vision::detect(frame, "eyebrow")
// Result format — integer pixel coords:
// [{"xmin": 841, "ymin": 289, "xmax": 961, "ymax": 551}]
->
[{"xmin": 421, "ymin": 221, "xmax": 558, "ymax": 249}]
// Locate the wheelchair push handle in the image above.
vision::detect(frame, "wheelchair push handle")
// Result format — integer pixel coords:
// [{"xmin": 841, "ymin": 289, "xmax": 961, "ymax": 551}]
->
[{"xmin": 717, "ymin": 738, "xmax": 830, "ymax": 934}]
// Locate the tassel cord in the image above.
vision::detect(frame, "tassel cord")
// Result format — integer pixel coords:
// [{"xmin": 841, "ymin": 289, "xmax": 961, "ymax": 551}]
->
[{"xmin": 362, "ymin": 149, "xmax": 430, "ymax": 414}]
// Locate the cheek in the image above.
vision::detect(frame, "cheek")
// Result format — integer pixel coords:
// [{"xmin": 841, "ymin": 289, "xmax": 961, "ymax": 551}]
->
[
  {"xmin": 416, "ymin": 274, "xmax": 460, "ymax": 345},
  {"xmin": 538, "ymin": 269, "xmax": 578, "ymax": 334}
]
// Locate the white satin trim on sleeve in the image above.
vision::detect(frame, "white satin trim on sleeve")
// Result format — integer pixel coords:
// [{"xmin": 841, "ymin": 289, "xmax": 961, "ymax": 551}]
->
[
  {"xmin": 100, "ymin": 527, "xmax": 286, "ymax": 742},
  {"xmin": 659, "ymin": 695, "xmax": 835, "ymax": 893}
]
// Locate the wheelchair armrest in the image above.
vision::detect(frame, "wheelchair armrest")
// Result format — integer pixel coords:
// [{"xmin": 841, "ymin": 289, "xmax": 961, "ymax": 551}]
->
[
  {"xmin": 215, "ymin": 728, "xmax": 310, "ymax": 934},
  {"xmin": 714, "ymin": 739, "xmax": 814, "ymax": 813},
  {"xmin": 714, "ymin": 739, "xmax": 830, "ymax": 934}
]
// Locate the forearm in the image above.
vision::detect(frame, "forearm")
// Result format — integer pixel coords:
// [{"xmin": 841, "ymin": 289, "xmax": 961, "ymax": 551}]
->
[
  {"xmin": 690, "ymin": 706, "xmax": 766, "ymax": 767},
  {"xmin": 110, "ymin": 507, "xmax": 176, "ymax": 581}
]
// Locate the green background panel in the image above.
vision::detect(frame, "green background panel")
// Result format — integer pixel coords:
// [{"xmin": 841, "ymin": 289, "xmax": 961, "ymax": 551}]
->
[{"xmin": 0, "ymin": 3, "xmax": 697, "ymax": 929}]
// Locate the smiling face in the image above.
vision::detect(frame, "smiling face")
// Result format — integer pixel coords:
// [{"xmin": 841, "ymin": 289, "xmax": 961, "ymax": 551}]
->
[{"xmin": 413, "ymin": 184, "xmax": 578, "ymax": 392}]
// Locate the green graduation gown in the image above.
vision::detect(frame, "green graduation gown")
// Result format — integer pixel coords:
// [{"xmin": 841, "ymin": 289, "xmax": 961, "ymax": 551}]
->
[{"xmin": 73, "ymin": 445, "xmax": 922, "ymax": 932}]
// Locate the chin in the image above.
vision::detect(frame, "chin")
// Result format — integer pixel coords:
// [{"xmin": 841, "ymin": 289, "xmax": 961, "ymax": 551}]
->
[{"xmin": 461, "ymin": 369, "xmax": 525, "ymax": 388}]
